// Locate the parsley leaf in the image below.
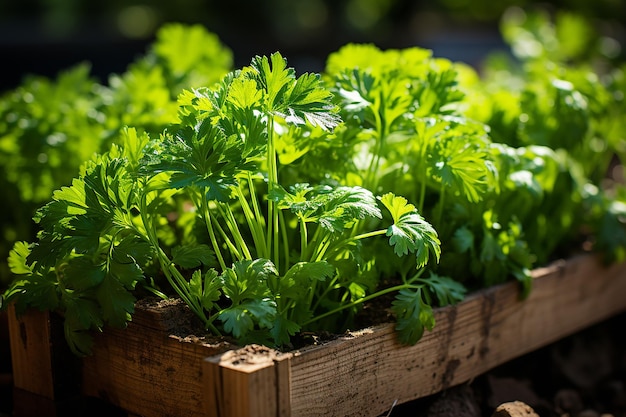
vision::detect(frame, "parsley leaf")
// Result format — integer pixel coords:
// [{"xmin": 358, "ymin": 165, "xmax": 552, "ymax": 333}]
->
[{"xmin": 379, "ymin": 193, "xmax": 441, "ymax": 267}]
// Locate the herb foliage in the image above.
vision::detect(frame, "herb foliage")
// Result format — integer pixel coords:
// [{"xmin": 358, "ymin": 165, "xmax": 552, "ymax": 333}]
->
[
  {"xmin": 3, "ymin": 53, "xmax": 452, "ymax": 355},
  {"xmin": 0, "ymin": 23, "xmax": 232, "ymax": 285},
  {"xmin": 2, "ymin": 10, "xmax": 625, "ymax": 355}
]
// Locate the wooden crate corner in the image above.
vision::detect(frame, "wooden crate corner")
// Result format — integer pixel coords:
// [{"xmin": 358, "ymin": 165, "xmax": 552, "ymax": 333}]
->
[{"xmin": 204, "ymin": 345, "xmax": 292, "ymax": 417}]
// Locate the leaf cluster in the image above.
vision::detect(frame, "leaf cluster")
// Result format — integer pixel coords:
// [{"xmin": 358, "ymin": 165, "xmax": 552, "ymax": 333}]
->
[
  {"xmin": 2, "ymin": 10, "xmax": 626, "ymax": 355},
  {"xmin": 2, "ymin": 52, "xmax": 451, "ymax": 354},
  {"xmin": 0, "ymin": 23, "xmax": 232, "ymax": 286}
]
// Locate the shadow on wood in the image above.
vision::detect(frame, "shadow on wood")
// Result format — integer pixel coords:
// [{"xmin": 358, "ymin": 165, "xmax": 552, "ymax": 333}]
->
[{"xmin": 7, "ymin": 253, "xmax": 626, "ymax": 417}]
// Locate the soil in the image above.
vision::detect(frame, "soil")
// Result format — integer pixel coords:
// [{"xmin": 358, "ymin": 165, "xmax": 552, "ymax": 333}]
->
[{"xmin": 0, "ymin": 305, "xmax": 624, "ymax": 417}]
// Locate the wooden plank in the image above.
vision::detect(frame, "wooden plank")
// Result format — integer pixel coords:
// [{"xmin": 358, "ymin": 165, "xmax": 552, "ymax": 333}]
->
[
  {"xmin": 203, "ymin": 345, "xmax": 292, "ymax": 417},
  {"xmin": 0, "ymin": 308, "xmax": 11, "ymax": 388},
  {"xmin": 81, "ymin": 302, "xmax": 238, "ymax": 417},
  {"xmin": 7, "ymin": 304, "xmax": 81, "ymax": 416},
  {"xmin": 7, "ymin": 253, "xmax": 626, "ymax": 417},
  {"xmin": 285, "ymin": 254, "xmax": 626, "ymax": 417},
  {"xmin": 7, "ymin": 304, "xmax": 55, "ymax": 399}
]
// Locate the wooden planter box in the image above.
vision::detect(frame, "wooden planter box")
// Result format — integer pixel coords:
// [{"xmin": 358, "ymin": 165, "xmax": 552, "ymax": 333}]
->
[
  {"xmin": 0, "ymin": 308, "xmax": 12, "ymax": 400},
  {"xmin": 8, "ymin": 253, "xmax": 626, "ymax": 417}
]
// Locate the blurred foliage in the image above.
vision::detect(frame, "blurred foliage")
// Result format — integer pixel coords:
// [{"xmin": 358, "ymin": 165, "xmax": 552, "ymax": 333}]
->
[
  {"xmin": 1, "ymin": 0, "xmax": 623, "ymax": 62},
  {"xmin": 0, "ymin": 23, "xmax": 232, "ymax": 285},
  {"xmin": 458, "ymin": 7, "xmax": 626, "ymax": 264},
  {"xmin": 0, "ymin": 1, "xmax": 623, "ymax": 94}
]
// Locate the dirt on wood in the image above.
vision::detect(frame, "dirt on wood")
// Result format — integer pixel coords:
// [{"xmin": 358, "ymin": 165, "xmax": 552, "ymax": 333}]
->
[
  {"xmin": 384, "ymin": 311, "xmax": 626, "ymax": 417},
  {"xmin": 96, "ymin": 297, "xmax": 626, "ymax": 417},
  {"xmin": 1, "ymin": 298, "xmax": 624, "ymax": 417},
  {"xmin": 85, "ymin": 298, "xmax": 626, "ymax": 417}
]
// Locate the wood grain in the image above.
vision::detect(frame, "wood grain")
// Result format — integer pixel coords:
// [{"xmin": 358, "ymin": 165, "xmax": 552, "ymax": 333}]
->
[
  {"xmin": 8, "ymin": 253, "xmax": 626, "ymax": 417},
  {"xmin": 81, "ymin": 315, "xmax": 237, "ymax": 416},
  {"xmin": 286, "ymin": 254, "xmax": 626, "ymax": 417},
  {"xmin": 203, "ymin": 345, "xmax": 292, "ymax": 417},
  {"xmin": 7, "ymin": 305, "xmax": 55, "ymax": 399}
]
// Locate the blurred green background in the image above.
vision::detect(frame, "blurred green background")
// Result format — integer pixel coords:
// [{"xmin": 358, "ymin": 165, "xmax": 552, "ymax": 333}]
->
[{"xmin": 1, "ymin": 0, "xmax": 624, "ymax": 92}]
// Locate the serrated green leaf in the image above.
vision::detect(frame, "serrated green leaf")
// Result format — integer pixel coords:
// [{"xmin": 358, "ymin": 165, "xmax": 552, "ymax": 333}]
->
[
  {"xmin": 64, "ymin": 324, "xmax": 96, "ymax": 357},
  {"xmin": 219, "ymin": 305, "xmax": 254, "ymax": 338},
  {"xmin": 63, "ymin": 258, "xmax": 106, "ymax": 290},
  {"xmin": 51, "ymin": 179, "xmax": 89, "ymax": 212},
  {"xmin": 250, "ymin": 52, "xmax": 295, "ymax": 113},
  {"xmin": 272, "ymin": 184, "xmax": 382, "ymax": 230},
  {"xmin": 428, "ymin": 121, "xmax": 494, "ymax": 203},
  {"xmin": 269, "ymin": 183, "xmax": 316, "ymax": 213},
  {"xmin": 379, "ymin": 193, "xmax": 441, "ymax": 266},
  {"xmin": 189, "ymin": 269, "xmax": 221, "ymax": 311},
  {"xmin": 391, "ymin": 287, "xmax": 435, "ymax": 345},
  {"xmin": 105, "ymin": 236, "xmax": 153, "ymax": 288},
  {"xmin": 121, "ymin": 127, "xmax": 151, "ymax": 171},
  {"xmin": 113, "ymin": 235, "xmax": 154, "ymax": 266},
  {"xmin": 226, "ymin": 77, "xmax": 263, "ymax": 109},
  {"xmin": 8, "ymin": 242, "xmax": 33, "ymax": 275},
  {"xmin": 249, "ymin": 52, "xmax": 340, "ymax": 130},
  {"xmin": 1, "ymin": 271, "xmax": 60, "ymax": 314},
  {"xmin": 142, "ymin": 117, "xmax": 246, "ymax": 201},
  {"xmin": 380, "ymin": 193, "xmax": 417, "ymax": 221},
  {"xmin": 64, "ymin": 293, "xmax": 104, "ymax": 331},
  {"xmin": 96, "ymin": 276, "xmax": 136, "ymax": 328},
  {"xmin": 172, "ymin": 244, "xmax": 216, "ymax": 269},
  {"xmin": 108, "ymin": 257, "xmax": 143, "ymax": 289},
  {"xmin": 283, "ymin": 72, "xmax": 341, "ymax": 130},
  {"xmin": 280, "ymin": 261, "xmax": 335, "ymax": 299},
  {"xmin": 219, "ymin": 298, "xmax": 277, "ymax": 339},
  {"xmin": 270, "ymin": 315, "xmax": 301, "ymax": 346},
  {"xmin": 284, "ymin": 261, "xmax": 335, "ymax": 283},
  {"xmin": 27, "ymin": 155, "xmax": 135, "ymax": 270},
  {"xmin": 422, "ymin": 273, "xmax": 466, "ymax": 306},
  {"xmin": 316, "ymin": 186, "xmax": 382, "ymax": 232},
  {"xmin": 220, "ymin": 259, "xmax": 277, "ymax": 304}
]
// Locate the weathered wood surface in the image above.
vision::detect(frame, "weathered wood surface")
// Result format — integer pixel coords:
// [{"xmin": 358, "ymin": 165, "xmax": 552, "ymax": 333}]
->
[
  {"xmin": 7, "ymin": 304, "xmax": 81, "ymax": 416},
  {"xmin": 80, "ymin": 301, "xmax": 238, "ymax": 417},
  {"xmin": 284, "ymin": 254, "xmax": 626, "ymax": 417},
  {"xmin": 8, "ymin": 253, "xmax": 626, "ymax": 417},
  {"xmin": 203, "ymin": 345, "xmax": 292, "ymax": 417},
  {"xmin": 206, "ymin": 253, "xmax": 626, "ymax": 417},
  {"xmin": 7, "ymin": 305, "xmax": 55, "ymax": 399}
]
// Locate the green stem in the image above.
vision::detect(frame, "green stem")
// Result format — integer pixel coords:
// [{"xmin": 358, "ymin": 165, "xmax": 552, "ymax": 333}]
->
[
  {"xmin": 324, "ymin": 229, "xmax": 387, "ymax": 259},
  {"xmin": 266, "ymin": 114, "xmax": 280, "ymax": 271},
  {"xmin": 279, "ymin": 210, "xmax": 290, "ymax": 275},
  {"xmin": 211, "ymin": 214, "xmax": 243, "ymax": 261},
  {"xmin": 305, "ymin": 226, "xmax": 323, "ymax": 261},
  {"xmin": 138, "ymin": 192, "xmax": 213, "ymax": 331},
  {"xmin": 311, "ymin": 233, "xmax": 332, "ymax": 262},
  {"xmin": 217, "ymin": 203, "xmax": 251, "ymax": 260},
  {"xmin": 201, "ymin": 192, "xmax": 227, "ymax": 271},
  {"xmin": 299, "ymin": 216, "xmax": 308, "ymax": 261},
  {"xmin": 141, "ymin": 284, "xmax": 168, "ymax": 300},
  {"xmin": 237, "ymin": 178, "xmax": 267, "ymax": 257},
  {"xmin": 302, "ymin": 283, "xmax": 421, "ymax": 327},
  {"xmin": 364, "ymin": 100, "xmax": 386, "ymax": 192},
  {"xmin": 310, "ymin": 274, "xmax": 340, "ymax": 312}
]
